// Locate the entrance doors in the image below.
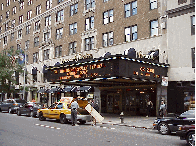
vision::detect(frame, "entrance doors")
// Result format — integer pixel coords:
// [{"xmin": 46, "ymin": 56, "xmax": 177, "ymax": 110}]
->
[{"xmin": 107, "ymin": 93, "xmax": 121, "ymax": 113}]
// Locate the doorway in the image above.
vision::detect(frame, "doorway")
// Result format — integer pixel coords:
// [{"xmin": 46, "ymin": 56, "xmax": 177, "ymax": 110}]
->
[{"xmin": 107, "ymin": 93, "xmax": 121, "ymax": 114}]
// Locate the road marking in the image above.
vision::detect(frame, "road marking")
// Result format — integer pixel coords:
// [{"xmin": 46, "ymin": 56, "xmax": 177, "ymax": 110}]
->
[{"xmin": 35, "ymin": 124, "xmax": 60, "ymax": 130}]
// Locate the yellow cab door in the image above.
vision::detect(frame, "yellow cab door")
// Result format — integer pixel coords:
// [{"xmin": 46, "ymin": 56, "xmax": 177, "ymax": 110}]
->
[
  {"xmin": 47, "ymin": 103, "xmax": 58, "ymax": 118},
  {"xmin": 49, "ymin": 103, "xmax": 63, "ymax": 119}
]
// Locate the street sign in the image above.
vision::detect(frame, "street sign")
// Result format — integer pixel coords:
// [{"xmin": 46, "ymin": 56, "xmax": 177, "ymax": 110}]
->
[{"xmin": 85, "ymin": 104, "xmax": 104, "ymax": 123}]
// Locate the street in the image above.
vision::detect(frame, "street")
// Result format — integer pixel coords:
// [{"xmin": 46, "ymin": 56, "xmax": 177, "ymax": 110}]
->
[{"xmin": 0, "ymin": 112, "xmax": 186, "ymax": 146}]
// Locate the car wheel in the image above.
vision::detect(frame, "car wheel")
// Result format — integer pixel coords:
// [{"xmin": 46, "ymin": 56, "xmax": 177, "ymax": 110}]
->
[
  {"xmin": 60, "ymin": 114, "xmax": 68, "ymax": 124},
  {"xmin": 39, "ymin": 112, "xmax": 46, "ymax": 121},
  {"xmin": 79, "ymin": 120, "xmax": 86, "ymax": 125},
  {"xmin": 187, "ymin": 132, "xmax": 195, "ymax": 146},
  {"xmin": 8, "ymin": 108, "xmax": 12, "ymax": 114},
  {"xmin": 17, "ymin": 110, "xmax": 21, "ymax": 116},
  {"xmin": 159, "ymin": 122, "xmax": 170, "ymax": 135},
  {"xmin": 30, "ymin": 111, "xmax": 34, "ymax": 117}
]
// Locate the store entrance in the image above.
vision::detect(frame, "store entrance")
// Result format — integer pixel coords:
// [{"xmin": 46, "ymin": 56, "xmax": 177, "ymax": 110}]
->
[{"xmin": 107, "ymin": 93, "xmax": 121, "ymax": 114}]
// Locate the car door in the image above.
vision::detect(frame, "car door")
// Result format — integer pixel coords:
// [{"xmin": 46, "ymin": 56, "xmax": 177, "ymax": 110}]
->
[{"xmin": 1, "ymin": 100, "xmax": 7, "ymax": 111}]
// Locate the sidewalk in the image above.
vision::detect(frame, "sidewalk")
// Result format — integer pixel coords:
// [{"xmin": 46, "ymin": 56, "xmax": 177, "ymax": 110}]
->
[{"xmin": 96, "ymin": 113, "xmax": 157, "ymax": 129}]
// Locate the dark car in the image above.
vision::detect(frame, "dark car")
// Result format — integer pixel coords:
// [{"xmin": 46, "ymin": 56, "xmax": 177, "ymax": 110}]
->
[
  {"xmin": 153, "ymin": 109, "xmax": 195, "ymax": 135},
  {"xmin": 17, "ymin": 102, "xmax": 43, "ymax": 117},
  {"xmin": 0, "ymin": 99, "xmax": 27, "ymax": 113},
  {"xmin": 176, "ymin": 125, "xmax": 195, "ymax": 146}
]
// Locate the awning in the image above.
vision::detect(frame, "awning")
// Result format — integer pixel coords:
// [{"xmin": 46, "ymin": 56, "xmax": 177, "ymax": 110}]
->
[
  {"xmin": 77, "ymin": 86, "xmax": 92, "ymax": 92},
  {"xmin": 62, "ymin": 86, "xmax": 77, "ymax": 92},
  {"xmin": 37, "ymin": 89, "xmax": 45, "ymax": 93},
  {"xmin": 49, "ymin": 88, "xmax": 62, "ymax": 93}
]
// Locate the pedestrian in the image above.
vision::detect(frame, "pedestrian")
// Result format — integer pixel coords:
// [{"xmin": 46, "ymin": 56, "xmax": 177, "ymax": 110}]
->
[
  {"xmin": 90, "ymin": 99, "xmax": 99, "ymax": 126},
  {"xmin": 71, "ymin": 97, "xmax": 79, "ymax": 126},
  {"xmin": 159, "ymin": 101, "xmax": 166, "ymax": 117},
  {"xmin": 146, "ymin": 99, "xmax": 153, "ymax": 117}
]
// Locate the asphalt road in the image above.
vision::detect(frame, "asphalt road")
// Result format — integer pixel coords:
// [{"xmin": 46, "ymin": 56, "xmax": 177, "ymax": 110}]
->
[{"xmin": 0, "ymin": 112, "xmax": 187, "ymax": 146}]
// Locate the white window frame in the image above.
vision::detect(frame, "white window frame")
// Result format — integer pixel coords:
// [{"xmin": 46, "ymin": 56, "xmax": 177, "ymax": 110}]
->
[
  {"xmin": 6, "ymin": 0, "xmax": 10, "ymax": 6},
  {"xmin": 150, "ymin": 20, "xmax": 158, "ymax": 37},
  {"xmin": 102, "ymin": 32, "xmax": 113, "ymax": 47},
  {"xmin": 44, "ymin": 49, "xmax": 50, "ymax": 60},
  {"xmin": 56, "ymin": 10, "xmax": 64, "ymax": 22},
  {"xmin": 0, "ymin": 15, "xmax": 2, "ymax": 22},
  {"xmin": 124, "ymin": 1, "xmax": 137, "ymax": 18},
  {"xmin": 69, "ymin": 42, "xmax": 77, "ymax": 55},
  {"xmin": 27, "ymin": 10, "xmax": 32, "ymax": 20},
  {"xmin": 125, "ymin": 25, "xmax": 138, "ymax": 42},
  {"xmin": 69, "ymin": 22, "xmax": 77, "ymax": 35},
  {"xmin": 150, "ymin": 0, "xmax": 157, "ymax": 10},
  {"xmin": 36, "ymin": 5, "xmax": 41, "ymax": 15},
  {"xmin": 4, "ymin": 36, "xmax": 7, "ymax": 45},
  {"xmin": 70, "ymin": 3, "xmax": 78, "ymax": 16},
  {"xmin": 6, "ymin": 11, "xmax": 10, "ymax": 19},
  {"xmin": 18, "ymin": 29, "xmax": 22, "ymax": 39},
  {"xmin": 28, "ymin": 0, "xmax": 33, "ymax": 5},
  {"xmin": 85, "ymin": 0, "xmax": 95, "ymax": 10},
  {"xmin": 19, "ymin": 15, "xmax": 23, "ymax": 24},
  {"xmin": 46, "ymin": 0, "xmax": 52, "ymax": 10},
  {"xmin": 12, "ymin": 6, "xmax": 16, "ymax": 15},
  {"xmin": 26, "ymin": 25, "xmax": 31, "ymax": 34},
  {"xmin": 1, "ymin": 3, "xmax": 4, "ymax": 10},
  {"xmin": 34, "ymin": 37, "xmax": 39, "ymax": 47},
  {"xmin": 56, "ymin": 28, "xmax": 63, "ymax": 39},
  {"xmin": 20, "ymin": 2, "xmax": 24, "ymax": 10},
  {"xmin": 5, "ymin": 23, "xmax": 8, "ymax": 31},
  {"xmin": 45, "ymin": 15, "xmax": 51, "ymax": 26},
  {"xmin": 85, "ymin": 37, "xmax": 94, "ymax": 51},
  {"xmin": 103, "ymin": 9, "xmax": 113, "ymax": 24},
  {"xmin": 11, "ymin": 32, "xmax": 14, "ymax": 41},
  {"xmin": 25, "ymin": 40, "xmax": 30, "ymax": 50},
  {"xmin": 33, "ymin": 52, "xmax": 39, "ymax": 63},
  {"xmin": 55, "ymin": 46, "xmax": 62, "ymax": 58},
  {"xmin": 35, "ymin": 20, "xmax": 40, "ymax": 31},
  {"xmin": 43, "ymin": 32, "xmax": 50, "ymax": 42}
]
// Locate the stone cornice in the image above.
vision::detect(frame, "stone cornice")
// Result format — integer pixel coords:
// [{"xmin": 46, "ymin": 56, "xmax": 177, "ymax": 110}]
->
[
  {"xmin": 166, "ymin": 3, "xmax": 195, "ymax": 18},
  {"xmin": 0, "ymin": 0, "xmax": 77, "ymax": 39}
]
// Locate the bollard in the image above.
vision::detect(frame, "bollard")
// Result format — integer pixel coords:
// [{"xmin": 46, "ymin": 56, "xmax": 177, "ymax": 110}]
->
[{"xmin": 119, "ymin": 112, "xmax": 124, "ymax": 124}]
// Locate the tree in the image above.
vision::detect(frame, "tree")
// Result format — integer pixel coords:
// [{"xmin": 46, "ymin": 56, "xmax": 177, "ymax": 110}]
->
[{"xmin": 0, "ymin": 48, "xmax": 24, "ymax": 97}]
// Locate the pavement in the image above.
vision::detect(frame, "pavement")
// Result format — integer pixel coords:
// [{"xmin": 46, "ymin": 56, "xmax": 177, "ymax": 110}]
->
[{"xmin": 96, "ymin": 113, "xmax": 157, "ymax": 129}]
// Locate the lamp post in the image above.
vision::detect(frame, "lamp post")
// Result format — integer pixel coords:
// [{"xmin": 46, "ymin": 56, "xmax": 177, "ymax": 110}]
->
[{"xmin": 22, "ymin": 48, "xmax": 27, "ymax": 100}]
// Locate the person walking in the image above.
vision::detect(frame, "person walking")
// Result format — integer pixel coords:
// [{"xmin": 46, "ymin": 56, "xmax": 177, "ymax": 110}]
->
[
  {"xmin": 146, "ymin": 99, "xmax": 153, "ymax": 117},
  {"xmin": 71, "ymin": 97, "xmax": 79, "ymax": 126},
  {"xmin": 159, "ymin": 101, "xmax": 166, "ymax": 117}
]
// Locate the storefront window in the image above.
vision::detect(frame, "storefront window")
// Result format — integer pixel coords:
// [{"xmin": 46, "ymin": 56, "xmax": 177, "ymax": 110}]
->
[{"xmin": 184, "ymin": 92, "xmax": 195, "ymax": 111}]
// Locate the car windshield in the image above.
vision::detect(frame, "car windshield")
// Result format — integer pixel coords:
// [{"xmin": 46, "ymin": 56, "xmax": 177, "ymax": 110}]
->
[
  {"xmin": 179, "ymin": 110, "xmax": 195, "ymax": 118},
  {"xmin": 15, "ymin": 99, "xmax": 26, "ymax": 103},
  {"xmin": 34, "ymin": 103, "xmax": 42, "ymax": 107}
]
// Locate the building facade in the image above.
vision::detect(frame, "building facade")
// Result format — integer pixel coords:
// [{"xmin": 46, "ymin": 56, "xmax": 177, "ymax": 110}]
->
[{"xmin": 0, "ymin": 0, "xmax": 194, "ymax": 116}]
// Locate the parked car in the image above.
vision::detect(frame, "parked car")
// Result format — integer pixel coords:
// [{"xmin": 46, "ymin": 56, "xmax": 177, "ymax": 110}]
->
[
  {"xmin": 0, "ymin": 99, "xmax": 27, "ymax": 113},
  {"xmin": 16, "ymin": 102, "xmax": 43, "ymax": 117},
  {"xmin": 176, "ymin": 124, "xmax": 195, "ymax": 146},
  {"xmin": 37, "ymin": 101, "xmax": 92, "ymax": 124},
  {"xmin": 153, "ymin": 109, "xmax": 195, "ymax": 135}
]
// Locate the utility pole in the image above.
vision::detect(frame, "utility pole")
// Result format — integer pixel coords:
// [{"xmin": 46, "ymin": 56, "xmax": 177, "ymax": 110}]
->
[{"xmin": 23, "ymin": 48, "xmax": 26, "ymax": 100}]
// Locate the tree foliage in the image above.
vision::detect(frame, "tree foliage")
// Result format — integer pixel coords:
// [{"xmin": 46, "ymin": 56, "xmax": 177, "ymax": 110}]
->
[{"xmin": 0, "ymin": 48, "xmax": 24, "ymax": 94}]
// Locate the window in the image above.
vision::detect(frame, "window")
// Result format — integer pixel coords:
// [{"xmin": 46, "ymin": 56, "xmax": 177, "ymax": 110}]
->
[
  {"xmin": 85, "ymin": 37, "xmax": 94, "ymax": 51},
  {"xmin": 124, "ymin": 1, "xmax": 137, "ymax": 18},
  {"xmin": 191, "ymin": 15, "xmax": 195, "ymax": 35},
  {"xmin": 1, "ymin": 3, "xmax": 3, "ymax": 10},
  {"xmin": 70, "ymin": 3, "xmax": 78, "ymax": 16},
  {"xmin": 34, "ymin": 37, "xmax": 39, "ymax": 47},
  {"xmin": 25, "ymin": 40, "xmax": 30, "ymax": 50},
  {"xmin": 36, "ymin": 5, "xmax": 41, "ymax": 15},
  {"xmin": 85, "ymin": 0, "xmax": 95, "ymax": 10},
  {"xmin": 28, "ymin": 0, "xmax": 33, "ymax": 5},
  {"xmin": 150, "ymin": 20, "xmax": 158, "ymax": 37},
  {"xmin": 17, "ymin": 44, "xmax": 21, "ymax": 50},
  {"xmin": 11, "ymin": 32, "xmax": 14, "ymax": 41},
  {"xmin": 56, "ymin": 28, "xmax": 63, "ymax": 39},
  {"xmin": 27, "ymin": 10, "xmax": 32, "ymax": 20},
  {"xmin": 56, "ymin": 10, "xmax": 64, "ymax": 22},
  {"xmin": 35, "ymin": 20, "xmax": 40, "ymax": 31},
  {"xmin": 0, "ymin": 15, "xmax": 2, "ymax": 22},
  {"xmin": 69, "ymin": 42, "xmax": 77, "ymax": 55},
  {"xmin": 103, "ymin": 9, "xmax": 113, "ymax": 24},
  {"xmin": 85, "ymin": 16, "xmax": 94, "ymax": 30},
  {"xmin": 11, "ymin": 19, "xmax": 15, "ymax": 28},
  {"xmin": 12, "ymin": 6, "xmax": 16, "ymax": 15},
  {"xmin": 6, "ymin": 11, "xmax": 10, "ymax": 19},
  {"xmin": 104, "ymin": 0, "xmax": 109, "ymax": 2},
  {"xmin": 58, "ymin": 0, "xmax": 64, "ymax": 3},
  {"xmin": 55, "ymin": 46, "xmax": 62, "ymax": 58},
  {"xmin": 46, "ymin": 0, "xmax": 52, "ymax": 10},
  {"xmin": 0, "ymin": 27, "xmax": 2, "ymax": 34},
  {"xmin": 26, "ymin": 25, "xmax": 31, "ymax": 34},
  {"xmin": 19, "ymin": 15, "xmax": 23, "ymax": 24},
  {"xmin": 33, "ymin": 74, "xmax": 37, "ymax": 83},
  {"xmin": 43, "ymin": 49, "xmax": 50, "ymax": 60},
  {"xmin": 44, "ymin": 32, "xmax": 50, "ymax": 42},
  {"xmin": 192, "ymin": 48, "xmax": 195, "ymax": 68},
  {"xmin": 178, "ymin": 0, "xmax": 187, "ymax": 4},
  {"xmin": 103, "ymin": 32, "xmax": 113, "ymax": 47},
  {"xmin": 5, "ymin": 23, "xmax": 9, "ymax": 31},
  {"xmin": 18, "ymin": 29, "xmax": 22, "ymax": 38},
  {"xmin": 124, "ymin": 25, "xmax": 137, "ymax": 42},
  {"xmin": 6, "ymin": 0, "xmax": 10, "ymax": 6},
  {"xmin": 20, "ymin": 2, "xmax": 24, "ymax": 10},
  {"xmin": 45, "ymin": 15, "xmax": 51, "ymax": 26},
  {"xmin": 69, "ymin": 22, "xmax": 77, "ymax": 35},
  {"xmin": 150, "ymin": 0, "xmax": 157, "ymax": 9},
  {"xmin": 4, "ymin": 36, "xmax": 7, "ymax": 45},
  {"xmin": 33, "ymin": 52, "xmax": 39, "ymax": 63}
]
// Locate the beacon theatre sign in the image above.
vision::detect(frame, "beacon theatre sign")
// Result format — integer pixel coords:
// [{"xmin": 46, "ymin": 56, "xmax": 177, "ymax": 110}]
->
[{"xmin": 46, "ymin": 54, "xmax": 169, "ymax": 86}]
